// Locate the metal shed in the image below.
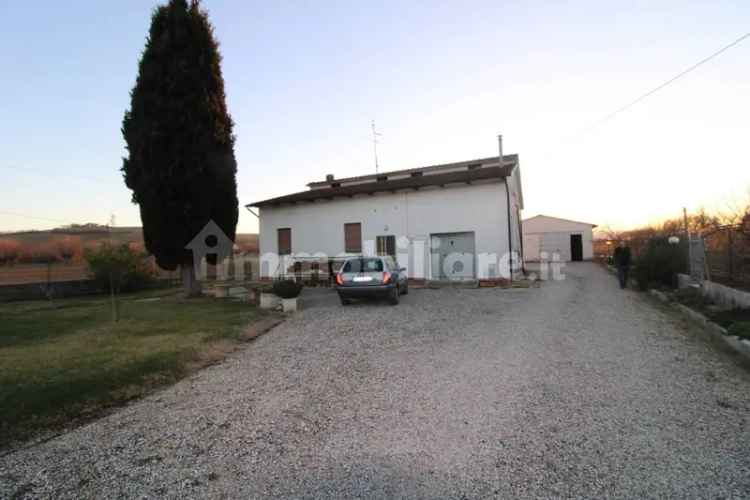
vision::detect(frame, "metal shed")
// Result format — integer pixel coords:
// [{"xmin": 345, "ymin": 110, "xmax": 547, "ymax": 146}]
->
[{"xmin": 523, "ymin": 215, "xmax": 597, "ymax": 262}]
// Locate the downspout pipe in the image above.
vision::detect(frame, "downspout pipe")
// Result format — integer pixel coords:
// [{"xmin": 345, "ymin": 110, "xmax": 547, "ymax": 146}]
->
[
  {"xmin": 505, "ymin": 178, "xmax": 513, "ymax": 284},
  {"xmin": 499, "ymin": 135, "xmax": 513, "ymax": 283}
]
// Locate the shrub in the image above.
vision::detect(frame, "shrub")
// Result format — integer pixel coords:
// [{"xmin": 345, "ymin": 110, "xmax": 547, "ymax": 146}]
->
[
  {"xmin": 0, "ymin": 239, "xmax": 21, "ymax": 266},
  {"xmin": 128, "ymin": 241, "xmax": 146, "ymax": 254},
  {"xmin": 633, "ymin": 237, "xmax": 687, "ymax": 289},
  {"xmin": 272, "ymin": 279, "xmax": 303, "ymax": 299},
  {"xmin": 84, "ymin": 243, "xmax": 156, "ymax": 293},
  {"xmin": 54, "ymin": 236, "xmax": 83, "ymax": 263},
  {"xmin": 633, "ymin": 265, "xmax": 650, "ymax": 291},
  {"xmin": 17, "ymin": 242, "xmax": 62, "ymax": 265}
]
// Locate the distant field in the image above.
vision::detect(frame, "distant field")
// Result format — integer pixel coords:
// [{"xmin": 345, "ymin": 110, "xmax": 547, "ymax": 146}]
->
[
  {"xmin": 0, "ymin": 263, "xmax": 90, "ymax": 285},
  {"xmin": 5, "ymin": 227, "xmax": 258, "ymax": 252},
  {"xmin": 6, "ymin": 226, "xmax": 144, "ymax": 246},
  {"xmin": 0, "ymin": 227, "xmax": 258, "ymax": 285}
]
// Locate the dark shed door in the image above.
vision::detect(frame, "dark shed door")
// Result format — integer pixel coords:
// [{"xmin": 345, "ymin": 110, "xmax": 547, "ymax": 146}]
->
[{"xmin": 570, "ymin": 234, "xmax": 583, "ymax": 262}]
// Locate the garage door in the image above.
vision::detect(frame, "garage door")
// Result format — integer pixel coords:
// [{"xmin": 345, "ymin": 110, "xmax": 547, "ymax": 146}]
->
[
  {"xmin": 540, "ymin": 233, "xmax": 571, "ymax": 261},
  {"xmin": 430, "ymin": 232, "xmax": 475, "ymax": 280},
  {"xmin": 523, "ymin": 234, "xmax": 541, "ymax": 262}
]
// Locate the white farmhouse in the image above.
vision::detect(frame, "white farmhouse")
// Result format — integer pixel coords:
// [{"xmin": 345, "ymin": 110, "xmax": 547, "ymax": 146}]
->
[
  {"xmin": 247, "ymin": 137, "xmax": 524, "ymax": 283},
  {"xmin": 522, "ymin": 215, "xmax": 597, "ymax": 262}
]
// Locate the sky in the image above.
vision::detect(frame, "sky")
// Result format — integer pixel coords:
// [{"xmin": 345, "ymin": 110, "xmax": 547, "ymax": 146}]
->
[{"xmin": 1, "ymin": 0, "xmax": 748, "ymax": 235}]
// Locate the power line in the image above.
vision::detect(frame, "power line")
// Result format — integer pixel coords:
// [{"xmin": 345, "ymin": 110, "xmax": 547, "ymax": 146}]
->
[
  {"xmin": 578, "ymin": 31, "xmax": 750, "ymax": 135},
  {"xmin": 1, "ymin": 165, "xmax": 112, "ymax": 185},
  {"xmin": 0, "ymin": 166, "xmax": 114, "ymax": 228}
]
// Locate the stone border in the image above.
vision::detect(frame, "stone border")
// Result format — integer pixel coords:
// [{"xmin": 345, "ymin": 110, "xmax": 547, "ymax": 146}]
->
[
  {"xmin": 602, "ymin": 264, "xmax": 750, "ymax": 359},
  {"xmin": 647, "ymin": 289, "xmax": 750, "ymax": 361},
  {"xmin": 240, "ymin": 316, "xmax": 285, "ymax": 342}
]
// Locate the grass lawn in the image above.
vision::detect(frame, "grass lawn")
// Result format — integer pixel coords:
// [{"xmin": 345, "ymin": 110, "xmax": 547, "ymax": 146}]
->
[{"xmin": 0, "ymin": 290, "xmax": 269, "ymax": 447}]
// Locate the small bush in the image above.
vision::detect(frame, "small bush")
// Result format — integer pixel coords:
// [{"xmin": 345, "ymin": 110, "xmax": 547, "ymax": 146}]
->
[
  {"xmin": 17, "ymin": 242, "xmax": 62, "ymax": 265},
  {"xmin": 0, "ymin": 239, "xmax": 22, "ymax": 265},
  {"xmin": 272, "ymin": 279, "xmax": 303, "ymax": 299},
  {"xmin": 128, "ymin": 241, "xmax": 146, "ymax": 254},
  {"xmin": 54, "ymin": 236, "xmax": 83, "ymax": 263},
  {"xmin": 633, "ymin": 265, "xmax": 650, "ymax": 291},
  {"xmin": 633, "ymin": 237, "xmax": 687, "ymax": 289},
  {"xmin": 84, "ymin": 243, "xmax": 156, "ymax": 293}
]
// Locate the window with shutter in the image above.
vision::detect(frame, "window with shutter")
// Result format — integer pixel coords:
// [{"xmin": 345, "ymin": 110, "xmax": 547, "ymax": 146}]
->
[
  {"xmin": 277, "ymin": 228, "xmax": 291, "ymax": 255},
  {"xmin": 376, "ymin": 235, "xmax": 396, "ymax": 257},
  {"xmin": 344, "ymin": 223, "xmax": 362, "ymax": 253}
]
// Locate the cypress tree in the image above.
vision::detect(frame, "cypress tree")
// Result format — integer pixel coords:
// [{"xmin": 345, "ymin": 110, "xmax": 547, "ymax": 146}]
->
[{"xmin": 121, "ymin": 0, "xmax": 238, "ymax": 296}]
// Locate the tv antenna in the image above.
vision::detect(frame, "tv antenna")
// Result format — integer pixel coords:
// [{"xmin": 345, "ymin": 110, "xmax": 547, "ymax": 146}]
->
[{"xmin": 371, "ymin": 120, "xmax": 382, "ymax": 173}]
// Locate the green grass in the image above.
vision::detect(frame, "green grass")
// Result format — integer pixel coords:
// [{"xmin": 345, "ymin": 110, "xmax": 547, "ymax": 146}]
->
[
  {"xmin": 0, "ymin": 290, "xmax": 265, "ymax": 447},
  {"xmin": 727, "ymin": 321, "xmax": 750, "ymax": 340},
  {"xmin": 710, "ymin": 309, "xmax": 750, "ymax": 330}
]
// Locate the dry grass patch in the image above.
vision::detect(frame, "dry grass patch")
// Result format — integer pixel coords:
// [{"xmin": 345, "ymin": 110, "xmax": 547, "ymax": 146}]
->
[{"xmin": 0, "ymin": 291, "xmax": 277, "ymax": 448}]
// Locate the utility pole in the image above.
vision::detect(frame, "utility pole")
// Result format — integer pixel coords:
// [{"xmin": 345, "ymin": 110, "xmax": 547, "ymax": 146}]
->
[
  {"xmin": 682, "ymin": 207, "xmax": 689, "ymax": 236},
  {"xmin": 371, "ymin": 120, "xmax": 381, "ymax": 173},
  {"xmin": 683, "ymin": 207, "xmax": 693, "ymax": 280}
]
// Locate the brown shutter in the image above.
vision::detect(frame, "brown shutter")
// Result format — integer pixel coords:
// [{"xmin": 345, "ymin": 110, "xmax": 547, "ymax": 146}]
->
[
  {"xmin": 376, "ymin": 235, "xmax": 396, "ymax": 257},
  {"xmin": 277, "ymin": 228, "xmax": 291, "ymax": 255},
  {"xmin": 344, "ymin": 223, "xmax": 362, "ymax": 253}
]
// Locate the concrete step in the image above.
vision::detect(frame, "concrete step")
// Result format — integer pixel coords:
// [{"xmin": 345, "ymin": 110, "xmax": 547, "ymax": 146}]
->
[{"xmin": 426, "ymin": 279, "xmax": 479, "ymax": 289}]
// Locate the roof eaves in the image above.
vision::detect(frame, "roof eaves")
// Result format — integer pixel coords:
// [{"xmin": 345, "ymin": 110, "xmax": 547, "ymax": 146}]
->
[
  {"xmin": 306, "ymin": 154, "xmax": 518, "ymax": 188},
  {"xmin": 247, "ymin": 165, "xmax": 511, "ymax": 208},
  {"xmin": 523, "ymin": 214, "xmax": 598, "ymax": 228}
]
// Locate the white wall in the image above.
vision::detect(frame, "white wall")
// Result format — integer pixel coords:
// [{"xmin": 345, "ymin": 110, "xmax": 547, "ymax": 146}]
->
[
  {"xmin": 522, "ymin": 216, "xmax": 594, "ymax": 262},
  {"xmin": 258, "ymin": 180, "xmax": 513, "ymax": 279}
]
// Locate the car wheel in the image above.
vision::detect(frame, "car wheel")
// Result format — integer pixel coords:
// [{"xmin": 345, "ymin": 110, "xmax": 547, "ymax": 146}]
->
[
  {"xmin": 340, "ymin": 295, "xmax": 351, "ymax": 306},
  {"xmin": 388, "ymin": 287, "xmax": 400, "ymax": 305}
]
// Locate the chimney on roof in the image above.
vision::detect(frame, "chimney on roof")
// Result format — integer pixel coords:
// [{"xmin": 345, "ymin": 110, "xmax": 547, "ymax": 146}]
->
[
  {"xmin": 498, "ymin": 134, "xmax": 503, "ymax": 163},
  {"xmin": 325, "ymin": 174, "xmax": 335, "ymax": 182}
]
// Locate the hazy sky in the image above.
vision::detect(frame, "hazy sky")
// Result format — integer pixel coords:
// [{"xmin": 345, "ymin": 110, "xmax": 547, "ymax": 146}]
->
[{"xmin": 1, "ymin": 1, "xmax": 748, "ymax": 234}]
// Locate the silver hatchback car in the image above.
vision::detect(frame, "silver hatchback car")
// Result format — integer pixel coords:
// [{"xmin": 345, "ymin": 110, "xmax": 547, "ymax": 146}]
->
[{"xmin": 335, "ymin": 256, "xmax": 409, "ymax": 305}]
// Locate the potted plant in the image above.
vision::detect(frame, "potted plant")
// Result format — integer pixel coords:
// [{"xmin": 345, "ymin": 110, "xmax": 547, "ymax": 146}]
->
[
  {"xmin": 258, "ymin": 282, "xmax": 280, "ymax": 309},
  {"xmin": 272, "ymin": 279, "xmax": 304, "ymax": 312}
]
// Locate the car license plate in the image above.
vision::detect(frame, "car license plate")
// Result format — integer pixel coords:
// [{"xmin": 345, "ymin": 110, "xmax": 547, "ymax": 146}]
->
[{"xmin": 353, "ymin": 276, "xmax": 372, "ymax": 282}]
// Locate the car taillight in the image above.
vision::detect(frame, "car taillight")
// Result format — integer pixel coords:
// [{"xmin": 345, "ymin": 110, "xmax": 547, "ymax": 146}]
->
[
  {"xmin": 382, "ymin": 271, "xmax": 391, "ymax": 284},
  {"xmin": 335, "ymin": 273, "xmax": 344, "ymax": 286}
]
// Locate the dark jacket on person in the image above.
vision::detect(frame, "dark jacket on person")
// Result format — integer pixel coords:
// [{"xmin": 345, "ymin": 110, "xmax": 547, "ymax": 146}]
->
[{"xmin": 613, "ymin": 246, "xmax": 631, "ymax": 268}]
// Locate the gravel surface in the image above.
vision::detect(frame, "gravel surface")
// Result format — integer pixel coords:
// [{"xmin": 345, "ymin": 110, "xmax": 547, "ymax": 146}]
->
[{"xmin": 2, "ymin": 263, "xmax": 749, "ymax": 499}]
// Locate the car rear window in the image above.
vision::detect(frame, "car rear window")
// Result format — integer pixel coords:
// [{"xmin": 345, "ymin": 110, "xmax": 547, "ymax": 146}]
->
[{"xmin": 342, "ymin": 258, "xmax": 383, "ymax": 273}]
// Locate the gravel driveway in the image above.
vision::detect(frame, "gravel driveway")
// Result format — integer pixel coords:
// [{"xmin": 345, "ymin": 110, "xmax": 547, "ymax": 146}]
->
[{"xmin": 2, "ymin": 263, "xmax": 750, "ymax": 498}]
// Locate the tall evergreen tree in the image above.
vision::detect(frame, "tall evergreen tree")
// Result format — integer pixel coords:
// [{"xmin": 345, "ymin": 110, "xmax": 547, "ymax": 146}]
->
[{"xmin": 122, "ymin": 0, "xmax": 238, "ymax": 296}]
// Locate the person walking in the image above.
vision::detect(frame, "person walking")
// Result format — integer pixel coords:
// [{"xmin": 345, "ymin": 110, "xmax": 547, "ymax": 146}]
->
[{"xmin": 613, "ymin": 240, "xmax": 632, "ymax": 289}]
